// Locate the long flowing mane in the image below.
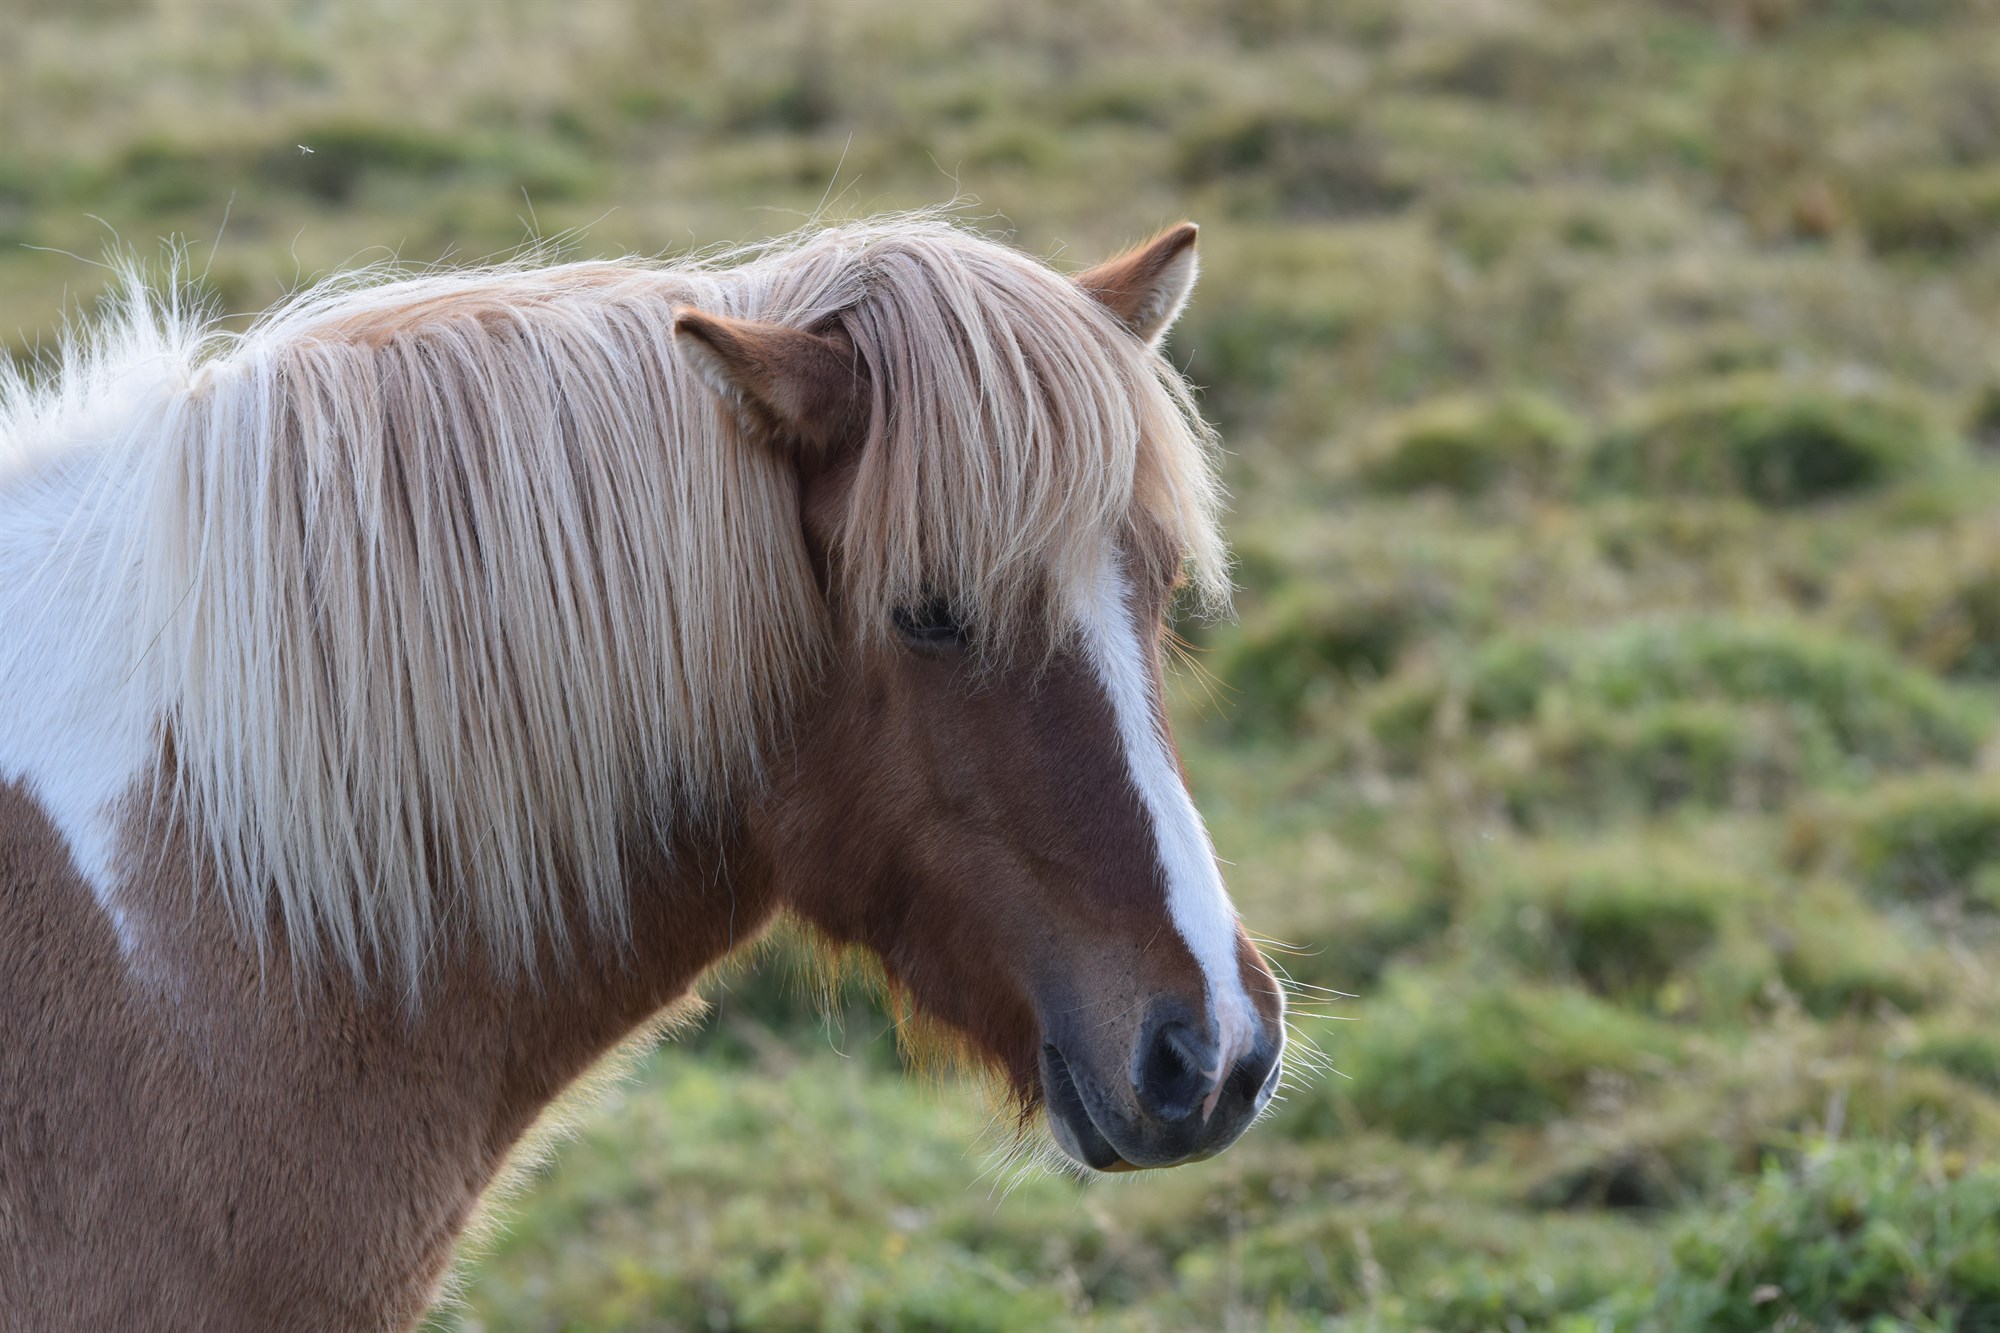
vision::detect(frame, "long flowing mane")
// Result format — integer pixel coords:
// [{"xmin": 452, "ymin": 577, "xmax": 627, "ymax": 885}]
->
[{"xmin": 0, "ymin": 216, "xmax": 1226, "ymax": 985}]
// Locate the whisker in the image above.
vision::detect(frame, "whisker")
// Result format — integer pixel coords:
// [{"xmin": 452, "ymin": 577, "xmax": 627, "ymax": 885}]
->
[{"xmin": 1247, "ymin": 933, "xmax": 1329, "ymax": 961}]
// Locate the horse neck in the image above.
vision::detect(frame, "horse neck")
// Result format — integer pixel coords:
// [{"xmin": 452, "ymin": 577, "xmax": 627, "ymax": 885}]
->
[{"xmin": 2, "ymin": 665, "xmax": 784, "ymax": 1329}]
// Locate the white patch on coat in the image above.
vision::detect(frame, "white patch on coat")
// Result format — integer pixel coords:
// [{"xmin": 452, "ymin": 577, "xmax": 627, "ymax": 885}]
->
[
  {"xmin": 0, "ymin": 416, "xmax": 158, "ymax": 961},
  {"xmin": 1079, "ymin": 555, "xmax": 1262, "ymax": 1116}
]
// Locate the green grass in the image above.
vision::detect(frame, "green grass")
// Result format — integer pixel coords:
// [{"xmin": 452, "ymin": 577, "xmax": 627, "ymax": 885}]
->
[
  {"xmin": 446, "ymin": 1049, "xmax": 1082, "ymax": 1332},
  {"xmin": 18, "ymin": 1, "xmax": 2000, "ymax": 1328},
  {"xmin": 1846, "ymin": 774, "xmax": 2000, "ymax": 910},
  {"xmin": 1647, "ymin": 1143, "xmax": 2000, "ymax": 1332},
  {"xmin": 1590, "ymin": 376, "xmax": 1964, "ymax": 507},
  {"xmin": 1322, "ymin": 971, "xmax": 1685, "ymax": 1142},
  {"xmin": 1353, "ymin": 391, "xmax": 1586, "ymax": 497}
]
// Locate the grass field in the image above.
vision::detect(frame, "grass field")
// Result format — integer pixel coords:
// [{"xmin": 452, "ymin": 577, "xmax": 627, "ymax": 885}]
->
[{"xmin": 14, "ymin": 1, "xmax": 2000, "ymax": 1328}]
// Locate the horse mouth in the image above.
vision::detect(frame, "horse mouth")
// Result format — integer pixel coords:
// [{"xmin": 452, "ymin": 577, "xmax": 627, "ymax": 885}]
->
[{"xmin": 1039, "ymin": 1044, "xmax": 1139, "ymax": 1173}]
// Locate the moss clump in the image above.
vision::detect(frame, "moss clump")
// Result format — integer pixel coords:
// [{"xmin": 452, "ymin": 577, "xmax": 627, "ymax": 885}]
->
[
  {"xmin": 1176, "ymin": 100, "xmax": 1415, "ymax": 217},
  {"xmin": 1647, "ymin": 1143, "xmax": 2000, "ymax": 1332},
  {"xmin": 1967, "ymin": 380, "xmax": 2000, "ymax": 453},
  {"xmin": 1833, "ymin": 530, "xmax": 2000, "ymax": 681},
  {"xmin": 1374, "ymin": 619, "xmax": 1990, "ymax": 781},
  {"xmin": 1853, "ymin": 165, "xmax": 2000, "ymax": 256},
  {"xmin": 1195, "ymin": 1199, "xmax": 1654, "ymax": 1332},
  {"xmin": 1591, "ymin": 376, "xmax": 1962, "ymax": 507},
  {"xmin": 1907, "ymin": 1024, "xmax": 2000, "ymax": 1093},
  {"xmin": 259, "ymin": 121, "xmax": 467, "ymax": 203},
  {"xmin": 1773, "ymin": 881, "xmax": 1940, "ymax": 1017},
  {"xmin": 1215, "ymin": 573, "xmax": 1457, "ymax": 734},
  {"xmin": 113, "ymin": 137, "xmax": 235, "ymax": 213},
  {"xmin": 1481, "ymin": 849, "xmax": 1734, "ymax": 1000},
  {"xmin": 1847, "ymin": 775, "xmax": 2000, "ymax": 909},
  {"xmin": 1524, "ymin": 620, "xmax": 1982, "ymax": 766},
  {"xmin": 1356, "ymin": 391, "xmax": 1584, "ymax": 496},
  {"xmin": 1329, "ymin": 973, "xmax": 1680, "ymax": 1141},
  {"xmin": 1490, "ymin": 700, "xmax": 1818, "ymax": 826}
]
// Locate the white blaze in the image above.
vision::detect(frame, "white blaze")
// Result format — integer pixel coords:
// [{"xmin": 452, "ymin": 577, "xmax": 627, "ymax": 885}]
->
[{"xmin": 1079, "ymin": 555, "xmax": 1260, "ymax": 1116}]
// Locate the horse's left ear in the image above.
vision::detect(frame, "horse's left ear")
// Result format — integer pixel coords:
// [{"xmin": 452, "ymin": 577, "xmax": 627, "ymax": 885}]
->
[
  {"xmin": 1075, "ymin": 222, "xmax": 1200, "ymax": 346},
  {"xmin": 672, "ymin": 308, "xmax": 868, "ymax": 453}
]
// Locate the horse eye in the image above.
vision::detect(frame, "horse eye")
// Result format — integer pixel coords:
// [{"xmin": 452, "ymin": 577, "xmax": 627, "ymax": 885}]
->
[{"xmin": 892, "ymin": 599, "xmax": 967, "ymax": 647}]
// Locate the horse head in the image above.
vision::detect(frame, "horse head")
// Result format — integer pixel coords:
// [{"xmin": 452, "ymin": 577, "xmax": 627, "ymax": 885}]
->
[{"xmin": 674, "ymin": 225, "xmax": 1285, "ymax": 1171}]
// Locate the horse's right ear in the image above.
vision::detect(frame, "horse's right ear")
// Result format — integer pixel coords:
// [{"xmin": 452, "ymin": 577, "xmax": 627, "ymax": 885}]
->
[
  {"xmin": 672, "ymin": 308, "xmax": 868, "ymax": 453},
  {"xmin": 1075, "ymin": 222, "xmax": 1200, "ymax": 346}
]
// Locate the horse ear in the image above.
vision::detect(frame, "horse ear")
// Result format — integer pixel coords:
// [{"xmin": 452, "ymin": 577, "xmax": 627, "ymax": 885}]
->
[
  {"xmin": 1075, "ymin": 222, "xmax": 1199, "ymax": 346},
  {"xmin": 672, "ymin": 308, "xmax": 868, "ymax": 452}
]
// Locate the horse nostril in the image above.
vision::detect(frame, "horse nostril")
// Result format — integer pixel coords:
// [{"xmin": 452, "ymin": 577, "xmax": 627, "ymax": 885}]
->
[
  {"xmin": 1133, "ymin": 1019, "xmax": 1215, "ymax": 1122},
  {"xmin": 1231, "ymin": 1037, "xmax": 1282, "ymax": 1109}
]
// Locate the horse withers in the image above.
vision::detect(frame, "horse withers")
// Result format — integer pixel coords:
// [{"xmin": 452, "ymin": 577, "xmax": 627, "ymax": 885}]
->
[{"xmin": 0, "ymin": 217, "xmax": 1285, "ymax": 1329}]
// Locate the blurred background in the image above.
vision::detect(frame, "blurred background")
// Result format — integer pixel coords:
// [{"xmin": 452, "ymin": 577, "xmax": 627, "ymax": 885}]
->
[{"xmin": 13, "ymin": 0, "xmax": 2000, "ymax": 1328}]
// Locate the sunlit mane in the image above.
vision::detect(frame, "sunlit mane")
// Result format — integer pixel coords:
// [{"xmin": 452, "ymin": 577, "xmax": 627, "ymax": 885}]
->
[{"xmin": 0, "ymin": 215, "xmax": 1225, "ymax": 985}]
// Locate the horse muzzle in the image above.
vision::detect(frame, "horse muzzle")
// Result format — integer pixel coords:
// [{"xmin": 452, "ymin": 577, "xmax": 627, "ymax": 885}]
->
[{"xmin": 1038, "ymin": 1004, "xmax": 1283, "ymax": 1172}]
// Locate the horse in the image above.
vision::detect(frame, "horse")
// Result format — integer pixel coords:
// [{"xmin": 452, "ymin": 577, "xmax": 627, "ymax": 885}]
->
[{"xmin": 0, "ymin": 215, "xmax": 1286, "ymax": 1330}]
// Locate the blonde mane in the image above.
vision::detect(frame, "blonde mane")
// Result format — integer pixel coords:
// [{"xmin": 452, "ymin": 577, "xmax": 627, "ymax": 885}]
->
[{"xmin": 3, "ymin": 216, "xmax": 1225, "ymax": 986}]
